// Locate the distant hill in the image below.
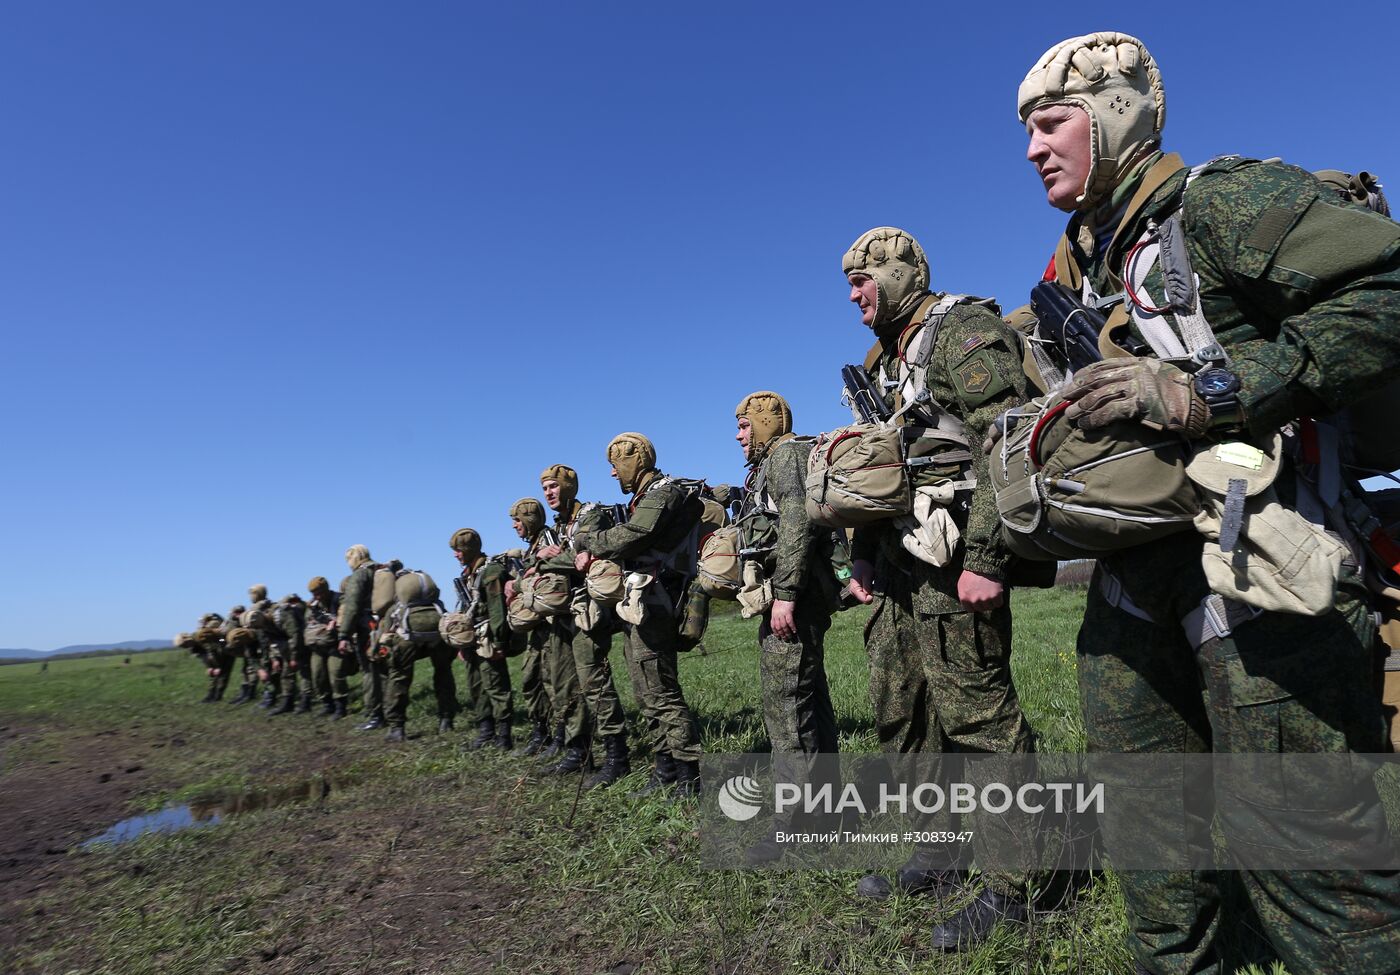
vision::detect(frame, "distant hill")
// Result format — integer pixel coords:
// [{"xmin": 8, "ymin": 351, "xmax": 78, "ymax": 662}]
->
[{"xmin": 0, "ymin": 640, "xmax": 169, "ymax": 660}]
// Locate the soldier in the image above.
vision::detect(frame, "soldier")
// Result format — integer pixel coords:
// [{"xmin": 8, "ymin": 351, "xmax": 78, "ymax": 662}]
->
[
  {"xmin": 270, "ymin": 594, "xmax": 308, "ymax": 715},
  {"xmin": 337, "ymin": 544, "xmax": 385, "ymax": 730},
  {"xmin": 378, "ymin": 570, "xmax": 455, "ymax": 742},
  {"xmin": 190, "ymin": 613, "xmax": 231, "ymax": 702},
  {"xmin": 508, "ymin": 498, "xmax": 559, "ymax": 759},
  {"xmin": 222, "ymin": 604, "xmax": 256, "ymax": 704},
  {"xmin": 573, "ymin": 433, "xmax": 704, "ymax": 798},
  {"xmin": 450, "ymin": 528, "xmax": 515, "ymax": 750},
  {"xmin": 305, "ymin": 577, "xmax": 348, "ymax": 719},
  {"xmin": 731, "ymin": 392, "xmax": 840, "ymax": 861},
  {"xmin": 536, "ymin": 464, "xmax": 632, "ymax": 788},
  {"xmin": 840, "ymin": 227, "xmax": 1037, "ymax": 944},
  {"xmin": 1016, "ymin": 32, "xmax": 1400, "ymax": 974},
  {"xmin": 242, "ymin": 584, "xmax": 283, "ymax": 710}
]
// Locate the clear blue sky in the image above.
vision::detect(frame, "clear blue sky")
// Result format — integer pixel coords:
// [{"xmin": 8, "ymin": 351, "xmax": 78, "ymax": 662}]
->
[{"xmin": 4, "ymin": 2, "xmax": 1398, "ymax": 649}]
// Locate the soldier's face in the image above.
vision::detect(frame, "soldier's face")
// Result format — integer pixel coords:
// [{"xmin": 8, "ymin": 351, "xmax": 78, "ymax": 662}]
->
[
  {"xmin": 848, "ymin": 273, "xmax": 878, "ymax": 325},
  {"xmin": 511, "ymin": 516, "xmax": 528, "ymax": 540},
  {"xmin": 1026, "ymin": 104, "xmax": 1093, "ymax": 212},
  {"xmin": 542, "ymin": 479, "xmax": 563, "ymax": 511},
  {"xmin": 452, "ymin": 548, "xmax": 468, "ymax": 566},
  {"xmin": 736, "ymin": 417, "xmax": 753, "ymax": 459}
]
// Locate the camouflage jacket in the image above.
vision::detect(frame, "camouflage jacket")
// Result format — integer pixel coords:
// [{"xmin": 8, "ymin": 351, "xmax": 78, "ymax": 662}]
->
[
  {"xmin": 1060, "ymin": 151, "xmax": 1400, "ymax": 434},
  {"xmin": 574, "ymin": 470, "xmax": 702, "ymax": 576},
  {"xmin": 273, "ymin": 599, "xmax": 305, "ymax": 656},
  {"xmin": 851, "ymin": 296, "xmax": 1029, "ymax": 612},
  {"xmin": 540, "ymin": 500, "xmax": 620, "ymax": 587},
  {"xmin": 738, "ymin": 434, "xmax": 836, "ymax": 604},
  {"xmin": 337, "ymin": 563, "xmax": 377, "ymax": 638},
  {"xmin": 463, "ymin": 556, "xmax": 509, "ymax": 645},
  {"xmin": 305, "ymin": 591, "xmax": 340, "ymax": 648}
]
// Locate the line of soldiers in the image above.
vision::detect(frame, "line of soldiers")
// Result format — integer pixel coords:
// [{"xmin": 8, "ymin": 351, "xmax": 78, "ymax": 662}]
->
[{"xmin": 171, "ymin": 30, "xmax": 1400, "ymax": 972}]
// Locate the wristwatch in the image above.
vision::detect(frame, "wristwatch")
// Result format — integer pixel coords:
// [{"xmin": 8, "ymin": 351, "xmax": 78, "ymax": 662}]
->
[{"xmin": 1193, "ymin": 367, "xmax": 1243, "ymax": 430}]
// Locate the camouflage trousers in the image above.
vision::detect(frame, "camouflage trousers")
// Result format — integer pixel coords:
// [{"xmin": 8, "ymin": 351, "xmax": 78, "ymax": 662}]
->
[
  {"xmin": 385, "ymin": 640, "xmax": 458, "ymax": 729},
  {"xmin": 864, "ymin": 576, "xmax": 1035, "ymax": 894},
  {"xmin": 309, "ymin": 644, "xmax": 349, "ymax": 703},
  {"xmin": 622, "ymin": 607, "xmax": 701, "ymax": 764},
  {"xmin": 518, "ymin": 629, "xmax": 551, "ymax": 727},
  {"xmin": 572, "ymin": 620, "xmax": 626, "ymax": 740},
  {"xmin": 546, "ymin": 617, "xmax": 588, "ymax": 747},
  {"xmin": 461, "ymin": 651, "xmax": 512, "ymax": 725},
  {"xmin": 1084, "ymin": 536, "xmax": 1400, "ymax": 975},
  {"xmin": 361, "ymin": 632, "xmax": 386, "ymax": 717},
  {"xmin": 758, "ymin": 595, "xmax": 838, "ymax": 755},
  {"xmin": 238, "ymin": 650, "xmax": 260, "ymax": 695},
  {"xmin": 204, "ymin": 648, "xmax": 234, "ymax": 700}
]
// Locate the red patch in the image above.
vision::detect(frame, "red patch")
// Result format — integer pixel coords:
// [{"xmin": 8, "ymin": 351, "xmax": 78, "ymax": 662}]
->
[{"xmin": 960, "ymin": 335, "xmax": 987, "ymax": 355}]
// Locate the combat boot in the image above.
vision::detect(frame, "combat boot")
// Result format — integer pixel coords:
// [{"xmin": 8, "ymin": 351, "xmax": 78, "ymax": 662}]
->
[
  {"xmin": 493, "ymin": 724, "xmax": 513, "ymax": 750},
  {"xmin": 331, "ymin": 700, "xmax": 348, "ymax": 720},
  {"xmin": 257, "ymin": 689, "xmax": 275, "ymax": 709},
  {"xmin": 546, "ymin": 744, "xmax": 590, "ymax": 775},
  {"xmin": 630, "ymin": 753, "xmax": 677, "ymax": 797},
  {"xmin": 200, "ymin": 687, "xmax": 217, "ymax": 703},
  {"xmin": 583, "ymin": 734, "xmax": 631, "ymax": 791},
  {"xmin": 467, "ymin": 719, "xmax": 496, "ymax": 750},
  {"xmin": 228, "ymin": 686, "xmax": 253, "ymax": 706},
  {"xmin": 356, "ymin": 710, "xmax": 386, "ymax": 731},
  {"xmin": 513, "ymin": 720, "xmax": 548, "ymax": 758},
  {"xmin": 536, "ymin": 723, "xmax": 566, "ymax": 762},
  {"xmin": 672, "ymin": 759, "xmax": 702, "ymax": 801},
  {"xmin": 296, "ymin": 693, "xmax": 313, "ymax": 714},
  {"xmin": 318, "ymin": 699, "xmax": 336, "ymax": 717},
  {"xmin": 384, "ymin": 726, "xmax": 406, "ymax": 743},
  {"xmin": 270, "ymin": 693, "xmax": 297, "ymax": 716},
  {"xmin": 438, "ymin": 715, "xmax": 454, "ymax": 733},
  {"xmin": 929, "ymin": 884, "xmax": 1029, "ymax": 951}
]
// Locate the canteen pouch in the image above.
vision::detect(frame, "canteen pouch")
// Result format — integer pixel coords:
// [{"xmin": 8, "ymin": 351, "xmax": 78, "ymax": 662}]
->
[
  {"xmin": 617, "ymin": 572, "xmax": 672, "ymax": 626},
  {"xmin": 676, "ymin": 583, "xmax": 710, "ymax": 651},
  {"xmin": 521, "ymin": 570, "xmax": 572, "ymax": 618},
  {"xmin": 506, "ymin": 591, "xmax": 545, "ymax": 632},
  {"xmin": 736, "ymin": 559, "xmax": 775, "ymax": 620},
  {"xmin": 438, "ymin": 612, "xmax": 479, "ymax": 650},
  {"xmin": 992, "ymin": 395, "xmax": 1199, "ymax": 560},
  {"xmin": 806, "ymin": 423, "xmax": 912, "ymax": 528},
  {"xmin": 585, "ymin": 559, "xmax": 626, "ymax": 606},
  {"xmin": 1187, "ymin": 434, "xmax": 1345, "ymax": 616}
]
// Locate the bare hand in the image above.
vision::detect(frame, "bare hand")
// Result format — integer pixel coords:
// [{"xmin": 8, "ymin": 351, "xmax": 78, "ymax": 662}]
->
[
  {"xmin": 768, "ymin": 599, "xmax": 798, "ymax": 640},
  {"xmin": 846, "ymin": 559, "xmax": 876, "ymax": 605},
  {"xmin": 957, "ymin": 570, "xmax": 1005, "ymax": 612},
  {"xmin": 504, "ymin": 580, "xmax": 517, "ymax": 600},
  {"xmin": 575, "ymin": 552, "xmax": 594, "ymax": 573},
  {"xmin": 337, "ymin": 639, "xmax": 348, "ymax": 653},
  {"xmin": 537, "ymin": 544, "xmax": 563, "ymax": 560}
]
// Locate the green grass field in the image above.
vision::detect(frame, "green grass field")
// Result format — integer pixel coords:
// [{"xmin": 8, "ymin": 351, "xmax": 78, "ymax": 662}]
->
[{"xmin": 0, "ymin": 589, "xmax": 1290, "ymax": 975}]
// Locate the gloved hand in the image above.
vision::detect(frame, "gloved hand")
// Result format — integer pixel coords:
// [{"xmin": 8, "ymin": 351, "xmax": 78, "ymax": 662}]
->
[{"xmin": 1062, "ymin": 357, "xmax": 1209, "ymax": 437}]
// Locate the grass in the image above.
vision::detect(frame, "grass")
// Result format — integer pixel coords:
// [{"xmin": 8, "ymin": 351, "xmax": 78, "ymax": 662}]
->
[{"xmin": 0, "ymin": 588, "xmax": 1293, "ymax": 974}]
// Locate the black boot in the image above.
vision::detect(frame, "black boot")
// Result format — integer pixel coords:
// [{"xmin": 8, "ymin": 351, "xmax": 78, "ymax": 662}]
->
[
  {"xmin": 630, "ymin": 753, "xmax": 677, "ymax": 797},
  {"xmin": 296, "ymin": 693, "xmax": 312, "ymax": 714},
  {"xmin": 513, "ymin": 720, "xmax": 548, "ymax": 757},
  {"xmin": 929, "ymin": 885, "xmax": 1029, "ymax": 951},
  {"xmin": 857, "ymin": 866, "xmax": 963, "ymax": 901},
  {"xmin": 228, "ymin": 685, "xmax": 253, "ymax": 706},
  {"xmin": 331, "ymin": 700, "xmax": 348, "ymax": 720},
  {"xmin": 672, "ymin": 759, "xmax": 702, "ymax": 800},
  {"xmin": 583, "ymin": 734, "xmax": 632, "ymax": 791},
  {"xmin": 547, "ymin": 744, "xmax": 589, "ymax": 775},
  {"xmin": 200, "ymin": 688, "xmax": 217, "ymax": 703},
  {"xmin": 536, "ymin": 723, "xmax": 565, "ymax": 762},
  {"xmin": 438, "ymin": 715, "xmax": 454, "ymax": 733},
  {"xmin": 384, "ymin": 726, "xmax": 406, "ymax": 743},
  {"xmin": 318, "ymin": 698, "xmax": 336, "ymax": 717},
  {"xmin": 493, "ymin": 724, "xmax": 513, "ymax": 750},
  {"xmin": 270, "ymin": 693, "xmax": 297, "ymax": 716},
  {"xmin": 257, "ymin": 689, "xmax": 275, "ymax": 709},
  {"xmin": 467, "ymin": 719, "xmax": 496, "ymax": 750},
  {"xmin": 356, "ymin": 710, "xmax": 385, "ymax": 731}
]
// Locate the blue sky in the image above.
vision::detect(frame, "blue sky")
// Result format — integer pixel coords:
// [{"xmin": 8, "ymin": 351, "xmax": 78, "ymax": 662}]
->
[{"xmin": 4, "ymin": 2, "xmax": 1399, "ymax": 649}]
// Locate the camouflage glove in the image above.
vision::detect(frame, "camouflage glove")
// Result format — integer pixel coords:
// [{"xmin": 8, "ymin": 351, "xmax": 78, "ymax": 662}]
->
[{"xmin": 1062, "ymin": 357, "xmax": 1209, "ymax": 437}]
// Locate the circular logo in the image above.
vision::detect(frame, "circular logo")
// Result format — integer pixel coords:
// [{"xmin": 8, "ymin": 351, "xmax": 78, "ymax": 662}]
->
[{"xmin": 717, "ymin": 775, "xmax": 764, "ymax": 821}]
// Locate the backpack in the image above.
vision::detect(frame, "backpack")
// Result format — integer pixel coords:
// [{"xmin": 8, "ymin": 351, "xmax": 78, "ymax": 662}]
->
[
  {"xmin": 697, "ymin": 525, "xmax": 742, "ymax": 597},
  {"xmin": 371, "ymin": 564, "xmax": 402, "ymax": 617}
]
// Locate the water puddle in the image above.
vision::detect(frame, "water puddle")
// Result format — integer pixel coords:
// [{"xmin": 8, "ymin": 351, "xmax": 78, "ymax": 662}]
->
[{"xmin": 82, "ymin": 770, "xmax": 358, "ymax": 849}]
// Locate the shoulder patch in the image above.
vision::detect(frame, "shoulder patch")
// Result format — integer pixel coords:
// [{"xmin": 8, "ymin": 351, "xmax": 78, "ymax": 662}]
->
[
  {"xmin": 958, "ymin": 357, "xmax": 993, "ymax": 395},
  {"xmin": 959, "ymin": 334, "xmax": 987, "ymax": 355}
]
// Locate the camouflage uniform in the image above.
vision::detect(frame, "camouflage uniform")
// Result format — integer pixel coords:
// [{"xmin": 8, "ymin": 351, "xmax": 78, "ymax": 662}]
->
[
  {"xmin": 381, "ymin": 602, "xmax": 456, "ymax": 735},
  {"xmin": 222, "ymin": 605, "xmax": 257, "ymax": 703},
  {"xmin": 193, "ymin": 614, "xmax": 231, "ymax": 702},
  {"xmin": 305, "ymin": 587, "xmax": 347, "ymax": 716},
  {"xmin": 338, "ymin": 560, "xmax": 383, "ymax": 723},
  {"xmin": 1056, "ymin": 152, "xmax": 1400, "ymax": 973},
  {"xmin": 576, "ymin": 445, "xmax": 703, "ymax": 792},
  {"xmin": 271, "ymin": 596, "xmax": 308, "ymax": 713},
  {"xmin": 456, "ymin": 548, "xmax": 515, "ymax": 747},
  {"xmin": 517, "ymin": 525, "xmax": 557, "ymax": 750},
  {"xmin": 738, "ymin": 433, "xmax": 841, "ymax": 757}
]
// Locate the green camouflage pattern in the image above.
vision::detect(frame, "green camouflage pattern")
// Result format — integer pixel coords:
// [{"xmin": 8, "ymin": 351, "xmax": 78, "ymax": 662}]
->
[
  {"xmin": 850, "ymin": 299, "xmax": 1030, "ymax": 609},
  {"xmin": 1062, "ymin": 154, "xmax": 1400, "ymax": 974},
  {"xmin": 546, "ymin": 616, "xmax": 587, "ymax": 746},
  {"xmin": 740, "ymin": 435, "xmax": 839, "ymax": 605},
  {"xmin": 758, "ymin": 596, "xmax": 837, "ymax": 755},
  {"xmin": 518, "ymin": 629, "xmax": 550, "ymax": 726},
  {"xmin": 305, "ymin": 590, "xmax": 348, "ymax": 704},
  {"xmin": 462, "ymin": 556, "xmax": 513, "ymax": 723},
  {"xmin": 385, "ymin": 637, "xmax": 458, "ymax": 730},
  {"xmin": 571, "ymin": 623, "xmax": 625, "ymax": 738}
]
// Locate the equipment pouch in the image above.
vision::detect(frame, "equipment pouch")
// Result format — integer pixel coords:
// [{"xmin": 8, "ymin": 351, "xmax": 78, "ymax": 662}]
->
[
  {"xmin": 617, "ymin": 572, "xmax": 672, "ymax": 626},
  {"xmin": 676, "ymin": 583, "xmax": 710, "ymax": 651},
  {"xmin": 570, "ymin": 588, "xmax": 615, "ymax": 635},
  {"xmin": 437, "ymin": 612, "xmax": 479, "ymax": 650},
  {"xmin": 736, "ymin": 559, "xmax": 775, "ymax": 620},
  {"xmin": 1187, "ymin": 434, "xmax": 1345, "ymax": 616},
  {"xmin": 895, "ymin": 484, "xmax": 962, "ymax": 567}
]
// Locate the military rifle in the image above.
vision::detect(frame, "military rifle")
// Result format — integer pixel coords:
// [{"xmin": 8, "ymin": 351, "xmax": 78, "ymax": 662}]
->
[
  {"xmin": 841, "ymin": 364, "xmax": 893, "ymax": 424},
  {"xmin": 1029, "ymin": 281, "xmax": 1148, "ymax": 373}
]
